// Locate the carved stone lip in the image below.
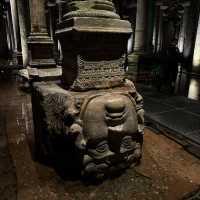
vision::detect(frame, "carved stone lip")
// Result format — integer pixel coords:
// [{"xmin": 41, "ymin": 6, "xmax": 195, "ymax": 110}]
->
[{"xmin": 105, "ymin": 110, "xmax": 128, "ymax": 124}]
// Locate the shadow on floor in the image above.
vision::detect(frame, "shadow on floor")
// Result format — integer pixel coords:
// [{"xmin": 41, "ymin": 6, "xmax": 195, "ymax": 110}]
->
[{"xmin": 137, "ymin": 83, "xmax": 200, "ymax": 158}]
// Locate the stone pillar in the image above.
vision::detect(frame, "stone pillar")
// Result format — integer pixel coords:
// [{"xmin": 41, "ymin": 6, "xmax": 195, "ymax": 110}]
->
[
  {"xmin": 146, "ymin": 0, "xmax": 155, "ymax": 53},
  {"xmin": 27, "ymin": 0, "xmax": 61, "ymax": 81},
  {"xmin": 5, "ymin": 13, "xmax": 12, "ymax": 52},
  {"xmin": 126, "ymin": 0, "xmax": 147, "ymax": 82},
  {"xmin": 0, "ymin": 10, "xmax": 9, "ymax": 58},
  {"xmin": 16, "ymin": 0, "xmax": 28, "ymax": 67},
  {"xmin": 192, "ymin": 11, "xmax": 200, "ymax": 73},
  {"xmin": 156, "ymin": 6, "xmax": 165, "ymax": 52},
  {"xmin": 152, "ymin": 4, "xmax": 161, "ymax": 53},
  {"xmin": 57, "ymin": 0, "xmax": 64, "ymax": 23},
  {"xmin": 178, "ymin": 3, "xmax": 190, "ymax": 53},
  {"xmin": 183, "ymin": 1, "xmax": 197, "ymax": 61},
  {"xmin": 30, "ymin": 0, "xmax": 46, "ymax": 33},
  {"xmin": 9, "ymin": 0, "xmax": 19, "ymax": 65},
  {"xmin": 5, "ymin": 9, "xmax": 14, "ymax": 56},
  {"xmin": 134, "ymin": 0, "xmax": 147, "ymax": 52},
  {"xmin": 56, "ymin": 1, "xmax": 66, "ymax": 66}
]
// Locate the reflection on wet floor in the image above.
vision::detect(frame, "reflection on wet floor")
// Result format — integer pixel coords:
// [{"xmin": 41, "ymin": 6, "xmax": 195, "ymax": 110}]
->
[
  {"xmin": 188, "ymin": 78, "xmax": 200, "ymax": 100},
  {"xmin": 1, "ymin": 72, "xmax": 200, "ymax": 200},
  {"xmin": 175, "ymin": 69, "xmax": 200, "ymax": 101}
]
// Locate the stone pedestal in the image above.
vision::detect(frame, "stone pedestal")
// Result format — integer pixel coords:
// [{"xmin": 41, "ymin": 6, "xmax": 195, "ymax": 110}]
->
[
  {"xmin": 56, "ymin": 17, "xmax": 131, "ymax": 90},
  {"xmin": 32, "ymin": 0, "xmax": 144, "ymax": 179},
  {"xmin": 27, "ymin": 0, "xmax": 60, "ymax": 81}
]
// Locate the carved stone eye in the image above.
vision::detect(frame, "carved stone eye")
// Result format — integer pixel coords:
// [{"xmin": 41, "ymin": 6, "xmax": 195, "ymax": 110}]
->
[
  {"xmin": 121, "ymin": 136, "xmax": 135, "ymax": 150},
  {"xmin": 95, "ymin": 142, "xmax": 109, "ymax": 153}
]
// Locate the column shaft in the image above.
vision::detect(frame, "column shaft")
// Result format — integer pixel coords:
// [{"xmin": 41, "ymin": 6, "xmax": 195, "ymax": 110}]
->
[
  {"xmin": 30, "ymin": 0, "xmax": 47, "ymax": 33},
  {"xmin": 157, "ymin": 7, "xmax": 164, "ymax": 52},
  {"xmin": 192, "ymin": 12, "xmax": 200, "ymax": 72},
  {"xmin": 17, "ymin": 0, "xmax": 28, "ymax": 66},
  {"xmin": 178, "ymin": 4, "xmax": 190, "ymax": 53},
  {"xmin": 134, "ymin": 0, "xmax": 147, "ymax": 52},
  {"xmin": 153, "ymin": 5, "xmax": 160, "ymax": 53},
  {"xmin": 10, "ymin": 0, "xmax": 18, "ymax": 53}
]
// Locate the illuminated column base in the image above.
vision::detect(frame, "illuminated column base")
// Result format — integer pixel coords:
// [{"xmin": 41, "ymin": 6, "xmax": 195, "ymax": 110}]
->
[{"xmin": 188, "ymin": 78, "xmax": 200, "ymax": 100}]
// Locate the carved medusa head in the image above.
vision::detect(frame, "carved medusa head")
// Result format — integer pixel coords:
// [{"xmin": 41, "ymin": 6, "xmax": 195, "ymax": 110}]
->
[{"xmin": 42, "ymin": 80, "xmax": 144, "ymax": 178}]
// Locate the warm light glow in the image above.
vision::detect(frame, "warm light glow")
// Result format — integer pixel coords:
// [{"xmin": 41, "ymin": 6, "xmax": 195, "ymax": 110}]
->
[
  {"xmin": 127, "ymin": 34, "xmax": 133, "ymax": 54},
  {"xmin": 188, "ymin": 79, "xmax": 200, "ymax": 100},
  {"xmin": 193, "ymin": 14, "xmax": 200, "ymax": 67},
  {"xmin": 178, "ymin": 38, "xmax": 184, "ymax": 53}
]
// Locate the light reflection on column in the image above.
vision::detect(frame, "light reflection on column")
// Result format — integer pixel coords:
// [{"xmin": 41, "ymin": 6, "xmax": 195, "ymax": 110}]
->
[
  {"xmin": 188, "ymin": 78, "xmax": 200, "ymax": 100},
  {"xmin": 178, "ymin": 3, "xmax": 190, "ymax": 53},
  {"xmin": 193, "ymin": 14, "xmax": 200, "ymax": 69},
  {"xmin": 127, "ymin": 34, "xmax": 133, "ymax": 54}
]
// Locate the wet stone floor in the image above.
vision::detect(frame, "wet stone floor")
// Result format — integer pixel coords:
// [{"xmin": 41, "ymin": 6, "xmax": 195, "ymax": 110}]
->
[{"xmin": 1, "ymin": 75, "xmax": 200, "ymax": 200}]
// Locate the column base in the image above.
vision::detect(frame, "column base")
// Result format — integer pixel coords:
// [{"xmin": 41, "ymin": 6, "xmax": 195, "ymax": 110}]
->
[
  {"xmin": 126, "ymin": 53, "xmax": 140, "ymax": 82},
  {"xmin": 126, "ymin": 52, "xmax": 154, "ymax": 83},
  {"xmin": 27, "ymin": 32, "xmax": 59, "ymax": 81}
]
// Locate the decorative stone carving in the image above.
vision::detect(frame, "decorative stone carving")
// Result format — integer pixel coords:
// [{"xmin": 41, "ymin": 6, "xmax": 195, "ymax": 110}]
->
[
  {"xmin": 32, "ymin": 80, "xmax": 144, "ymax": 178},
  {"xmin": 71, "ymin": 55, "xmax": 125, "ymax": 90},
  {"xmin": 64, "ymin": 0, "xmax": 119, "ymax": 19},
  {"xmin": 32, "ymin": 0, "xmax": 144, "ymax": 179}
]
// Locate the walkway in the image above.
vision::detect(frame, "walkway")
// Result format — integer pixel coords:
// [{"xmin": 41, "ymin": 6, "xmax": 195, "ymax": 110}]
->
[
  {"xmin": 0, "ymin": 74, "xmax": 200, "ymax": 200},
  {"xmin": 137, "ymin": 84, "xmax": 200, "ymax": 158}
]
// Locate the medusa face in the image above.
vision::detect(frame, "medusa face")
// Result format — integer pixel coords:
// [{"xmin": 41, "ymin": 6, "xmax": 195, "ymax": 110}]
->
[{"xmin": 81, "ymin": 93, "xmax": 141, "ymax": 177}]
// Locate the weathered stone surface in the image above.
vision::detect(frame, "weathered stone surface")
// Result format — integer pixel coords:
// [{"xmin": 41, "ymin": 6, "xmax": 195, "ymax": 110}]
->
[
  {"xmin": 56, "ymin": 17, "xmax": 132, "ymax": 90},
  {"xmin": 32, "ymin": 0, "xmax": 144, "ymax": 179},
  {"xmin": 32, "ymin": 80, "xmax": 144, "ymax": 178},
  {"xmin": 63, "ymin": 0, "xmax": 119, "ymax": 19}
]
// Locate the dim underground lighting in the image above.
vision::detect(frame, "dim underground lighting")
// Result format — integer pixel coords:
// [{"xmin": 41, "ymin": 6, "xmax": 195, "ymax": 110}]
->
[
  {"xmin": 188, "ymin": 79, "xmax": 200, "ymax": 100},
  {"xmin": 193, "ymin": 14, "xmax": 200, "ymax": 68}
]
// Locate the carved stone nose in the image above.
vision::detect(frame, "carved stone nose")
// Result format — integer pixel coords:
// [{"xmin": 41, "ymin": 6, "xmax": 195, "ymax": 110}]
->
[{"xmin": 105, "ymin": 97, "xmax": 125, "ymax": 114}]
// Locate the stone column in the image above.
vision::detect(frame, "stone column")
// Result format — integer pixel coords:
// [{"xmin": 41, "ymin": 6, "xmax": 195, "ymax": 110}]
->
[
  {"xmin": 0, "ymin": 10, "xmax": 9, "ymax": 58},
  {"xmin": 5, "ymin": 13, "xmax": 12, "ymax": 52},
  {"xmin": 152, "ymin": 3, "xmax": 161, "ymax": 53},
  {"xmin": 134, "ymin": 0, "xmax": 147, "ymax": 52},
  {"xmin": 146, "ymin": 0, "xmax": 155, "ymax": 53},
  {"xmin": 156, "ymin": 6, "xmax": 165, "ymax": 52},
  {"xmin": 183, "ymin": 1, "xmax": 197, "ymax": 61},
  {"xmin": 56, "ymin": 0, "xmax": 66, "ymax": 65},
  {"xmin": 126, "ymin": 0, "xmax": 147, "ymax": 82},
  {"xmin": 9, "ymin": 0, "xmax": 20, "ymax": 65},
  {"xmin": 178, "ymin": 2, "xmax": 190, "ymax": 53},
  {"xmin": 29, "ymin": 0, "xmax": 47, "ymax": 33},
  {"xmin": 192, "ymin": 11, "xmax": 200, "ymax": 73},
  {"xmin": 5, "ymin": 8, "xmax": 14, "ymax": 57},
  {"xmin": 27, "ymin": 0, "xmax": 61, "ymax": 81},
  {"xmin": 16, "ymin": 0, "xmax": 28, "ymax": 67}
]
